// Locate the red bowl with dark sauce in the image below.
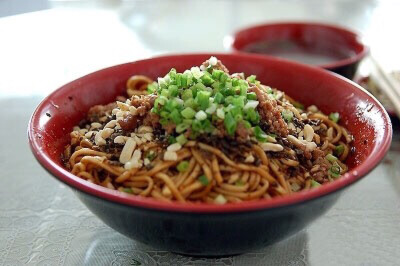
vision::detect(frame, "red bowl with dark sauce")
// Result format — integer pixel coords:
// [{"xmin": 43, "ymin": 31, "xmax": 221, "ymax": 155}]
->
[
  {"xmin": 28, "ymin": 53, "xmax": 390, "ymax": 256},
  {"xmin": 231, "ymin": 22, "xmax": 369, "ymax": 79}
]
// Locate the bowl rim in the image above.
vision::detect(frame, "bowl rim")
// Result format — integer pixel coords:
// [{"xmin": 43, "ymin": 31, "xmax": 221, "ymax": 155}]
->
[
  {"xmin": 230, "ymin": 21, "xmax": 369, "ymax": 71},
  {"xmin": 28, "ymin": 53, "xmax": 391, "ymax": 214}
]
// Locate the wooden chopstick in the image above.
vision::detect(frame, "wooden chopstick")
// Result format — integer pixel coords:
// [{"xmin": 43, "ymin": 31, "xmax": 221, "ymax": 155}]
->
[{"xmin": 369, "ymin": 55, "xmax": 400, "ymax": 117}]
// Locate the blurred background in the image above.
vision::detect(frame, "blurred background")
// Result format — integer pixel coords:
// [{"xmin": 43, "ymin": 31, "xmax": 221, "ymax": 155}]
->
[{"xmin": 0, "ymin": 0, "xmax": 399, "ymax": 97}]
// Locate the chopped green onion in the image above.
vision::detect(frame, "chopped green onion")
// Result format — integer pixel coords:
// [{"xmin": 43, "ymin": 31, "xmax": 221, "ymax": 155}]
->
[
  {"xmin": 216, "ymin": 108, "xmax": 225, "ymax": 119},
  {"xmin": 212, "ymin": 69, "xmax": 224, "ymax": 80},
  {"xmin": 235, "ymin": 180, "xmax": 245, "ymax": 186},
  {"xmin": 192, "ymin": 82, "xmax": 206, "ymax": 92},
  {"xmin": 181, "ymin": 107, "xmax": 196, "ymax": 119},
  {"xmin": 329, "ymin": 164, "xmax": 341, "ymax": 178},
  {"xmin": 195, "ymin": 110, "xmax": 207, "ymax": 121},
  {"xmin": 224, "ymin": 112, "xmax": 237, "ymax": 136},
  {"xmin": 246, "ymin": 75, "xmax": 257, "ymax": 83},
  {"xmin": 211, "ymin": 81, "xmax": 221, "ymax": 90},
  {"xmin": 224, "ymin": 96, "xmax": 234, "ymax": 105},
  {"xmin": 254, "ymin": 126, "xmax": 267, "ymax": 142},
  {"xmin": 292, "ymin": 101, "xmax": 304, "ymax": 110},
  {"xmin": 244, "ymin": 108, "xmax": 260, "ymax": 124},
  {"xmin": 196, "ymin": 90, "xmax": 211, "ymax": 110},
  {"xmin": 159, "ymin": 118, "xmax": 169, "ymax": 125},
  {"xmin": 198, "ymin": 175, "xmax": 209, "ymax": 186},
  {"xmin": 175, "ymin": 73, "xmax": 182, "ymax": 87},
  {"xmin": 246, "ymin": 92, "xmax": 257, "ymax": 100},
  {"xmin": 160, "ymin": 110, "xmax": 169, "ymax": 118},
  {"xmin": 168, "ymin": 68, "xmax": 177, "ymax": 79},
  {"xmin": 177, "ymin": 160, "xmax": 189, "ymax": 172},
  {"xmin": 329, "ymin": 112, "xmax": 340, "ymax": 123},
  {"xmin": 176, "ymin": 123, "xmax": 190, "ymax": 133},
  {"xmin": 282, "ymin": 109, "xmax": 293, "ymax": 122},
  {"xmin": 122, "ymin": 187, "xmax": 133, "ymax": 194},
  {"xmin": 192, "ymin": 119, "xmax": 203, "ymax": 132},
  {"xmin": 326, "ymin": 154, "xmax": 338, "ymax": 163},
  {"xmin": 145, "ymin": 150, "xmax": 157, "ymax": 161},
  {"xmin": 169, "ymin": 109, "xmax": 182, "ymax": 124},
  {"xmin": 147, "ymin": 82, "xmax": 158, "ymax": 94},
  {"xmin": 232, "ymin": 96, "xmax": 245, "ymax": 108},
  {"xmin": 155, "ymin": 95, "xmax": 167, "ymax": 107},
  {"xmin": 244, "ymin": 100, "xmax": 259, "ymax": 110},
  {"xmin": 202, "ymin": 119, "xmax": 214, "ymax": 133},
  {"xmin": 214, "ymin": 92, "xmax": 224, "ymax": 104},
  {"xmin": 230, "ymin": 106, "xmax": 242, "ymax": 120},
  {"xmin": 311, "ymin": 180, "xmax": 321, "ymax": 188},
  {"xmin": 168, "ymin": 85, "xmax": 179, "ymax": 97},
  {"xmin": 243, "ymin": 120, "xmax": 252, "ymax": 129},
  {"xmin": 184, "ymin": 98, "xmax": 196, "ymax": 109},
  {"xmin": 220, "ymin": 73, "xmax": 228, "ymax": 83},
  {"xmin": 182, "ymin": 89, "xmax": 193, "ymax": 101},
  {"xmin": 335, "ymin": 145, "xmax": 345, "ymax": 157},
  {"xmin": 201, "ymin": 72, "xmax": 214, "ymax": 86},
  {"xmin": 181, "ymin": 73, "xmax": 188, "ymax": 88},
  {"xmin": 205, "ymin": 103, "xmax": 217, "ymax": 114},
  {"xmin": 214, "ymin": 194, "xmax": 227, "ymax": 204},
  {"xmin": 168, "ymin": 136, "xmax": 176, "ymax": 144},
  {"xmin": 223, "ymin": 86, "xmax": 235, "ymax": 96},
  {"xmin": 176, "ymin": 134, "xmax": 188, "ymax": 145}
]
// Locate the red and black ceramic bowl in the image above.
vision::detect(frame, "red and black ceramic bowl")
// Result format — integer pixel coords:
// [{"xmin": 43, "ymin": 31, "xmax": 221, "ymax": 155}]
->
[
  {"xmin": 231, "ymin": 22, "xmax": 369, "ymax": 80},
  {"xmin": 28, "ymin": 53, "xmax": 391, "ymax": 256}
]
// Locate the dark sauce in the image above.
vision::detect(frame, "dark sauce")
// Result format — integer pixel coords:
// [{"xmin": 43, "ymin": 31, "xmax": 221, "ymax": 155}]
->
[{"xmin": 243, "ymin": 40, "xmax": 355, "ymax": 65}]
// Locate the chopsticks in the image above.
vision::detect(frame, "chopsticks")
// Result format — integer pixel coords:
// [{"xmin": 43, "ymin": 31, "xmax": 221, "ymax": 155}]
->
[{"xmin": 369, "ymin": 54, "xmax": 400, "ymax": 117}]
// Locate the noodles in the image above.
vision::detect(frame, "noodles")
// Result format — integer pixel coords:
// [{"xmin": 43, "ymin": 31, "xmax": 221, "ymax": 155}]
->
[{"xmin": 63, "ymin": 57, "xmax": 353, "ymax": 204}]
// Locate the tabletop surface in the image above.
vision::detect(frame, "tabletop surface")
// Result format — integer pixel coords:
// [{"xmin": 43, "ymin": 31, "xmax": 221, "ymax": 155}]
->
[{"xmin": 1, "ymin": 1, "xmax": 400, "ymax": 265}]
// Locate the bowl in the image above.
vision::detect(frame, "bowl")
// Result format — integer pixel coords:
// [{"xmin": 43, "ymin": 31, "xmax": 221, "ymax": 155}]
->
[
  {"xmin": 231, "ymin": 22, "xmax": 369, "ymax": 80},
  {"xmin": 28, "ymin": 53, "xmax": 391, "ymax": 256}
]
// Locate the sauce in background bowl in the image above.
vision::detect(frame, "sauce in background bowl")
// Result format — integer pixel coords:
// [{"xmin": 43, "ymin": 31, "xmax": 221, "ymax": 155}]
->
[{"xmin": 231, "ymin": 22, "xmax": 368, "ymax": 79}]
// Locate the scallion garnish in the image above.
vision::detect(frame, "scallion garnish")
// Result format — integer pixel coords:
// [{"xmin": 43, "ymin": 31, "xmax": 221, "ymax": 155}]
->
[
  {"xmin": 224, "ymin": 112, "xmax": 237, "ymax": 136},
  {"xmin": 292, "ymin": 101, "xmax": 304, "ymax": 110},
  {"xmin": 198, "ymin": 175, "xmax": 209, "ymax": 186},
  {"xmin": 311, "ymin": 180, "xmax": 321, "ymax": 188},
  {"xmin": 246, "ymin": 92, "xmax": 257, "ymax": 100},
  {"xmin": 326, "ymin": 154, "xmax": 338, "ymax": 163},
  {"xmin": 122, "ymin": 188, "xmax": 133, "ymax": 194},
  {"xmin": 235, "ymin": 180, "xmax": 245, "ymax": 186},
  {"xmin": 282, "ymin": 109, "xmax": 293, "ymax": 122},
  {"xmin": 334, "ymin": 145, "xmax": 345, "ymax": 157},
  {"xmin": 181, "ymin": 107, "xmax": 196, "ymax": 119},
  {"xmin": 254, "ymin": 126, "xmax": 267, "ymax": 142},
  {"xmin": 195, "ymin": 110, "xmax": 207, "ymax": 121},
  {"xmin": 196, "ymin": 91, "xmax": 211, "ymax": 110},
  {"xmin": 177, "ymin": 160, "xmax": 189, "ymax": 172},
  {"xmin": 149, "ymin": 58, "xmax": 267, "ymax": 141},
  {"xmin": 329, "ymin": 163, "xmax": 341, "ymax": 178},
  {"xmin": 168, "ymin": 136, "xmax": 176, "ymax": 144},
  {"xmin": 329, "ymin": 112, "xmax": 340, "ymax": 123},
  {"xmin": 246, "ymin": 75, "xmax": 257, "ymax": 83},
  {"xmin": 176, "ymin": 134, "xmax": 188, "ymax": 145}
]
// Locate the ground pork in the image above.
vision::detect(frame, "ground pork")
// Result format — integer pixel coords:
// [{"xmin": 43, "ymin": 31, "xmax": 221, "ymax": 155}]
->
[
  {"xmin": 249, "ymin": 85, "xmax": 289, "ymax": 137},
  {"xmin": 201, "ymin": 59, "xmax": 229, "ymax": 73}
]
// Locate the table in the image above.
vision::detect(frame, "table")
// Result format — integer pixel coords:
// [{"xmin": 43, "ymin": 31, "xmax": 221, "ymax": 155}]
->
[{"xmin": 1, "ymin": 1, "xmax": 399, "ymax": 265}]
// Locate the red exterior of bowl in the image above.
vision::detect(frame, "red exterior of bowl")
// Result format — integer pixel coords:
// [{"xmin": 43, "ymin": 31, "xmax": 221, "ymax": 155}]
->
[
  {"xmin": 28, "ymin": 53, "xmax": 391, "ymax": 256},
  {"xmin": 231, "ymin": 22, "xmax": 369, "ymax": 79}
]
